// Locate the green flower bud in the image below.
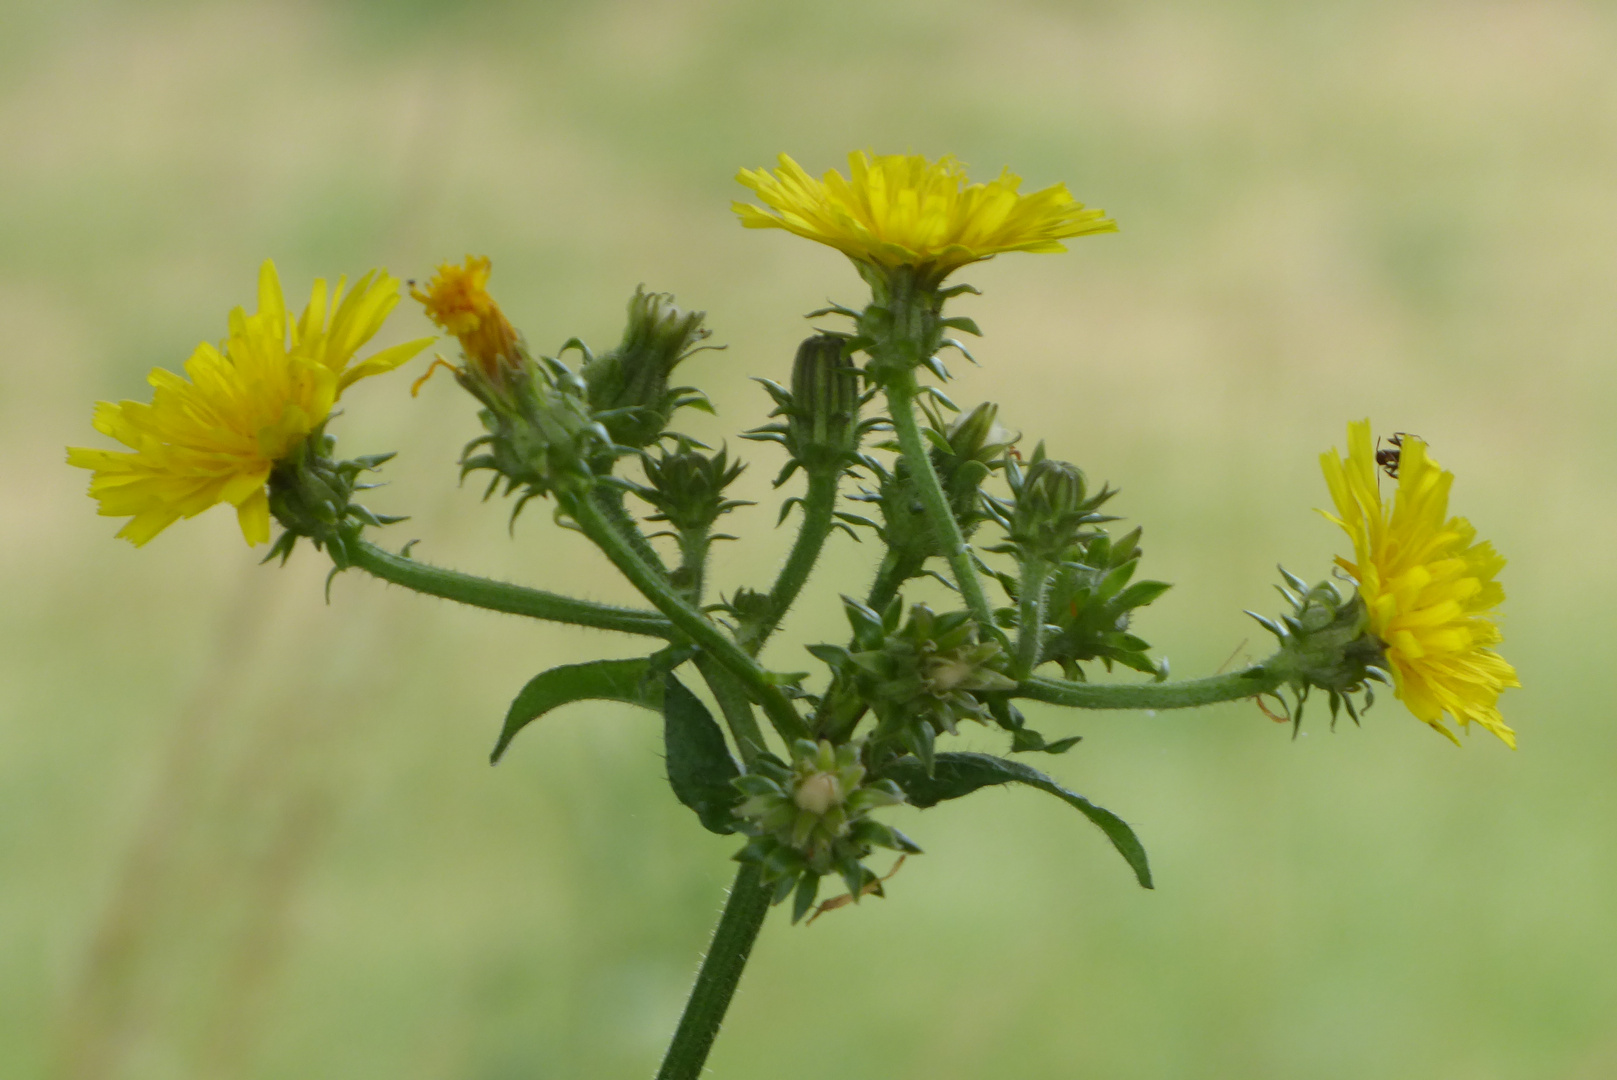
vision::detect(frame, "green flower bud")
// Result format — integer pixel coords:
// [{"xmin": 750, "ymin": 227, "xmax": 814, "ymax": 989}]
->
[
  {"xmin": 265, "ymin": 426, "xmax": 403, "ymax": 567},
  {"xmin": 788, "ymin": 334, "xmax": 862, "ymax": 467},
  {"xmin": 841, "ymin": 600, "xmax": 1018, "ymax": 770},
  {"xmin": 632, "ymin": 440, "xmax": 751, "ymax": 534},
  {"xmin": 1040, "ymin": 526, "xmax": 1171, "ymax": 681},
  {"xmin": 1251, "ymin": 570, "xmax": 1390, "ymax": 733},
  {"xmin": 583, "ymin": 287, "xmax": 713, "ymax": 448},
  {"xmin": 732, "ymin": 739, "xmax": 917, "ymax": 921},
  {"xmin": 744, "ymin": 334, "xmax": 876, "ymax": 484},
  {"xmin": 994, "ymin": 443, "xmax": 1116, "ymax": 564}
]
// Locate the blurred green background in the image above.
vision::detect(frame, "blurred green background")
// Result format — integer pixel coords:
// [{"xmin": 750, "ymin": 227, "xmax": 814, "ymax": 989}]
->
[{"xmin": 4, "ymin": 0, "xmax": 1613, "ymax": 1077}]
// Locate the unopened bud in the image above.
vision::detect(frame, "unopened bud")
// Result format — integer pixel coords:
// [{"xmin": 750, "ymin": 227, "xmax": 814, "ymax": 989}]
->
[
  {"xmin": 584, "ymin": 287, "xmax": 711, "ymax": 447},
  {"xmin": 793, "ymin": 771, "xmax": 842, "ymax": 816}
]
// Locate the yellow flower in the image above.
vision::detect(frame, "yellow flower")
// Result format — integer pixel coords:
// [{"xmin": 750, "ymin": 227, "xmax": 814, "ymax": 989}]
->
[
  {"xmin": 68, "ymin": 260, "xmax": 431, "ymax": 547},
  {"xmin": 734, "ymin": 152, "xmax": 1117, "ymax": 284},
  {"xmin": 411, "ymin": 255, "xmax": 520, "ymax": 381},
  {"xmin": 1320, "ymin": 420, "xmax": 1519, "ymax": 747}
]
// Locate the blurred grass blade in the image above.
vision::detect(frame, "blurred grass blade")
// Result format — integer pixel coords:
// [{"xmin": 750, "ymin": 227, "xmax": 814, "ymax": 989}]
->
[{"xmin": 884, "ymin": 751, "xmax": 1153, "ymax": 888}]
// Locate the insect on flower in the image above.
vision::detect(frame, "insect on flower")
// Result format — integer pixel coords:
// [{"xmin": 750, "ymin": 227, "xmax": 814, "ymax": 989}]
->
[{"xmin": 1375, "ymin": 432, "xmax": 1419, "ymax": 479}]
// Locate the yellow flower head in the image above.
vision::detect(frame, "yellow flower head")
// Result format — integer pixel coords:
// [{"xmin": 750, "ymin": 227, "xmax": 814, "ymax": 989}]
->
[
  {"xmin": 411, "ymin": 255, "xmax": 520, "ymax": 379},
  {"xmin": 67, "ymin": 260, "xmax": 431, "ymax": 547},
  {"xmin": 1320, "ymin": 421, "xmax": 1519, "ymax": 747},
  {"xmin": 734, "ymin": 152, "xmax": 1117, "ymax": 284}
]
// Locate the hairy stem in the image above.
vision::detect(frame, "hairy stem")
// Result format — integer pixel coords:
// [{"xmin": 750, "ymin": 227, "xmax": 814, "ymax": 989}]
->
[
  {"xmin": 882, "ymin": 372, "xmax": 997, "ymax": 631},
  {"xmin": 864, "ymin": 549, "xmax": 918, "ymax": 613},
  {"xmin": 1014, "ymin": 557, "xmax": 1053, "ymax": 677},
  {"xmin": 654, "ymin": 864, "xmax": 773, "ymax": 1080},
  {"xmin": 348, "ymin": 539, "xmax": 674, "ymax": 638},
  {"xmin": 1017, "ymin": 663, "xmax": 1285, "ymax": 711},
  {"xmin": 694, "ymin": 653, "xmax": 768, "ymax": 765},
  {"xmin": 675, "ymin": 528, "xmax": 710, "ymax": 605},
  {"xmin": 593, "ymin": 485, "xmax": 670, "ymax": 578},
  {"xmin": 563, "ymin": 493, "xmax": 810, "ymax": 743},
  {"xmin": 743, "ymin": 467, "xmax": 839, "ymax": 655}
]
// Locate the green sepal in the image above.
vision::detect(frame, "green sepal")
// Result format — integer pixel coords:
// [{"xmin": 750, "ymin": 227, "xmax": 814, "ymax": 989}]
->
[
  {"xmin": 791, "ymin": 874, "xmax": 821, "ymax": 923},
  {"xmin": 663, "ymin": 674, "xmax": 742, "ymax": 835},
  {"xmin": 883, "ymin": 751, "xmax": 1153, "ymax": 889},
  {"xmin": 490, "ymin": 656, "xmax": 668, "ymax": 763}
]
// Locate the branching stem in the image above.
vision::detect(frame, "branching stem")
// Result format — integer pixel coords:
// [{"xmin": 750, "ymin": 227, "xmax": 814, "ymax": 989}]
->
[
  {"xmin": 349, "ymin": 538, "xmax": 675, "ymax": 638},
  {"xmin": 563, "ymin": 492, "xmax": 810, "ymax": 744},
  {"xmin": 1017, "ymin": 663, "xmax": 1285, "ymax": 711}
]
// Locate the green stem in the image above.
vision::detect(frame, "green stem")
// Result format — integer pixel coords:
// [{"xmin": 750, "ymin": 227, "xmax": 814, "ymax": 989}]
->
[
  {"xmin": 594, "ymin": 486, "xmax": 671, "ymax": 579},
  {"xmin": 675, "ymin": 528, "xmax": 710, "ymax": 605},
  {"xmin": 743, "ymin": 468, "xmax": 839, "ymax": 655},
  {"xmin": 1014, "ymin": 557, "xmax": 1053, "ymax": 677},
  {"xmin": 1017, "ymin": 663, "xmax": 1284, "ymax": 711},
  {"xmin": 655, "ymin": 864, "xmax": 773, "ymax": 1080},
  {"xmin": 863, "ymin": 549, "xmax": 916, "ymax": 613},
  {"xmin": 882, "ymin": 371, "xmax": 997, "ymax": 631},
  {"xmin": 694, "ymin": 653, "xmax": 767, "ymax": 766},
  {"xmin": 563, "ymin": 493, "xmax": 810, "ymax": 743},
  {"xmin": 348, "ymin": 539, "xmax": 674, "ymax": 639}
]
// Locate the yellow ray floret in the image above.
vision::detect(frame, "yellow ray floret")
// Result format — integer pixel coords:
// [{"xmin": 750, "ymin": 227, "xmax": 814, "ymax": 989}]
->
[
  {"xmin": 734, "ymin": 152, "xmax": 1116, "ymax": 282},
  {"xmin": 67, "ymin": 260, "xmax": 432, "ymax": 547},
  {"xmin": 1320, "ymin": 420, "xmax": 1519, "ymax": 747}
]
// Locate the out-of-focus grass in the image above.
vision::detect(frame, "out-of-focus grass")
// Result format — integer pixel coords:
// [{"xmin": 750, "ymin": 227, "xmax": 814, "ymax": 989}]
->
[{"xmin": 3, "ymin": 1, "xmax": 1615, "ymax": 1077}]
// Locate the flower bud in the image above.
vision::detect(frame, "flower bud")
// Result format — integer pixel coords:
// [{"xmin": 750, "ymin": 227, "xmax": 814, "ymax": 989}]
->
[
  {"xmin": 584, "ymin": 288, "xmax": 712, "ymax": 448},
  {"xmin": 731, "ymin": 738, "xmax": 917, "ymax": 921},
  {"xmin": 842, "ymin": 601, "xmax": 1018, "ymax": 771},
  {"xmin": 634, "ymin": 440, "xmax": 750, "ymax": 534},
  {"xmin": 743, "ymin": 334, "xmax": 871, "ymax": 484},
  {"xmin": 996, "ymin": 443, "xmax": 1116, "ymax": 564},
  {"xmin": 793, "ymin": 770, "xmax": 842, "ymax": 816}
]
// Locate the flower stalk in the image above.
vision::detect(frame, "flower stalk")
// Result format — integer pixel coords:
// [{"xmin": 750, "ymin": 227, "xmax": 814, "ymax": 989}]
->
[{"xmin": 880, "ymin": 369, "xmax": 999, "ymax": 635}]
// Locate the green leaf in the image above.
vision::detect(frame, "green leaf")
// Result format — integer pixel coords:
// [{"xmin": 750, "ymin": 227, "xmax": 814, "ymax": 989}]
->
[
  {"xmin": 1115, "ymin": 580, "xmax": 1172, "ymax": 610},
  {"xmin": 884, "ymin": 752, "xmax": 1152, "ymax": 888},
  {"xmin": 491, "ymin": 657, "xmax": 662, "ymax": 763},
  {"xmin": 663, "ymin": 674, "xmax": 742, "ymax": 835}
]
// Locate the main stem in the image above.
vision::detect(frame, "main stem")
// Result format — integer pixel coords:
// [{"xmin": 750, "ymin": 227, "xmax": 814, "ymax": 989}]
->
[
  {"xmin": 655, "ymin": 864, "xmax": 773, "ymax": 1080},
  {"xmin": 564, "ymin": 493, "xmax": 810, "ymax": 743},
  {"xmin": 348, "ymin": 539, "xmax": 674, "ymax": 638},
  {"xmin": 882, "ymin": 372, "xmax": 997, "ymax": 631}
]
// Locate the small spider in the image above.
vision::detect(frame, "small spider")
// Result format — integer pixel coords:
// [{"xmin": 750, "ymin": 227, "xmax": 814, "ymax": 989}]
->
[{"xmin": 1375, "ymin": 432, "xmax": 1420, "ymax": 479}]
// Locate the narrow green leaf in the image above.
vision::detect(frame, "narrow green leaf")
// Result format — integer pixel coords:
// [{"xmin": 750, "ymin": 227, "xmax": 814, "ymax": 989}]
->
[
  {"xmin": 884, "ymin": 752, "xmax": 1153, "ymax": 888},
  {"xmin": 491, "ymin": 657, "xmax": 662, "ymax": 763},
  {"xmin": 1115, "ymin": 580, "xmax": 1172, "ymax": 611},
  {"xmin": 663, "ymin": 674, "xmax": 742, "ymax": 835}
]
